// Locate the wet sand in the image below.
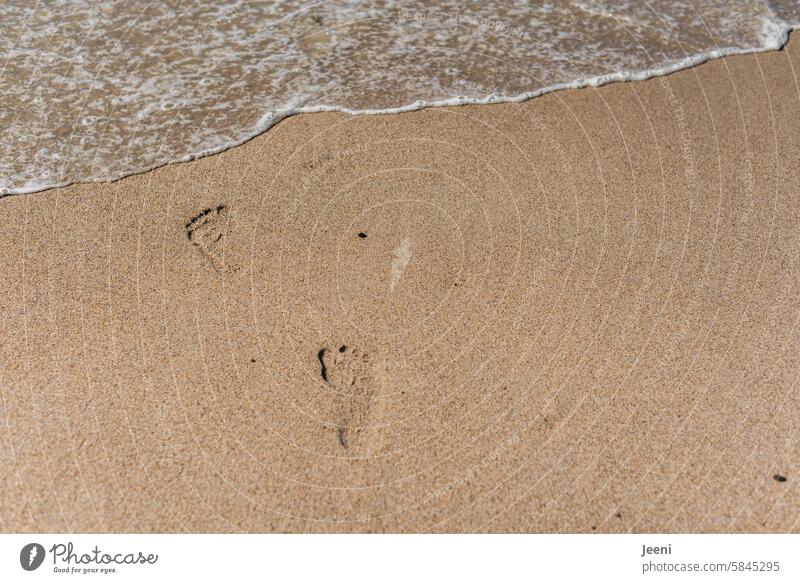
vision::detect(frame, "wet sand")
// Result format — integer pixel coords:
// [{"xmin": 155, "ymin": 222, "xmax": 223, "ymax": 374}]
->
[{"xmin": 1, "ymin": 36, "xmax": 799, "ymax": 533}]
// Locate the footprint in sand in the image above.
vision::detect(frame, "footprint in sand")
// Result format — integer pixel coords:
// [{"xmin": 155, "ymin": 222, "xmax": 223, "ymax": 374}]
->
[
  {"xmin": 317, "ymin": 344, "xmax": 374, "ymax": 449},
  {"xmin": 185, "ymin": 205, "xmax": 235, "ymax": 272}
]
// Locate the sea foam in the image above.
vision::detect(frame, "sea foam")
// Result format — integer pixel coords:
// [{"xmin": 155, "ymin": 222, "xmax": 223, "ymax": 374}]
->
[{"xmin": 1, "ymin": 0, "xmax": 798, "ymax": 196}]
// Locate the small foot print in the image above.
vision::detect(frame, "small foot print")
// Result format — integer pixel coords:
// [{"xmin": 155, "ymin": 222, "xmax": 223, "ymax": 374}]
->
[
  {"xmin": 185, "ymin": 205, "xmax": 235, "ymax": 272},
  {"xmin": 318, "ymin": 344, "xmax": 374, "ymax": 449}
]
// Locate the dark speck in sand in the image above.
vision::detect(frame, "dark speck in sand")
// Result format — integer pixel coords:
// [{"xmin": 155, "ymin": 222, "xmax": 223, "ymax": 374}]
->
[
  {"xmin": 773, "ymin": 474, "xmax": 787, "ymax": 482},
  {"xmin": 358, "ymin": 232, "xmax": 367, "ymax": 238}
]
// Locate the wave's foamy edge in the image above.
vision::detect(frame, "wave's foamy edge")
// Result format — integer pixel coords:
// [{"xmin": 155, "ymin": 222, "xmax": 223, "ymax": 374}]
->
[{"xmin": 4, "ymin": 23, "xmax": 796, "ymax": 198}]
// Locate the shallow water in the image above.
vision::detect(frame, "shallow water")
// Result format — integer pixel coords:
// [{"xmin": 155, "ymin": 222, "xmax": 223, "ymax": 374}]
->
[{"xmin": 1, "ymin": 0, "xmax": 798, "ymax": 195}]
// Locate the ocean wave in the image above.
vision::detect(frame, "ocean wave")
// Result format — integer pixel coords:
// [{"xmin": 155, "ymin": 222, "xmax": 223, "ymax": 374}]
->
[{"xmin": 1, "ymin": 0, "xmax": 797, "ymax": 196}]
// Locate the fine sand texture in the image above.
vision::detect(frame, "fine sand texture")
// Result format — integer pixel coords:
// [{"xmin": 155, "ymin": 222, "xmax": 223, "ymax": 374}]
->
[{"xmin": 2, "ymin": 37, "xmax": 800, "ymax": 533}]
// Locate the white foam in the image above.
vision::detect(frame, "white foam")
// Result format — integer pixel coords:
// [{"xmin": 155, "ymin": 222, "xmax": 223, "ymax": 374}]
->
[{"xmin": 1, "ymin": 0, "xmax": 798, "ymax": 196}]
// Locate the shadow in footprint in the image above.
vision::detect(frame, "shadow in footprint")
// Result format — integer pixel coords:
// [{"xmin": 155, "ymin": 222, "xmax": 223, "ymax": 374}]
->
[{"xmin": 318, "ymin": 344, "xmax": 374, "ymax": 450}]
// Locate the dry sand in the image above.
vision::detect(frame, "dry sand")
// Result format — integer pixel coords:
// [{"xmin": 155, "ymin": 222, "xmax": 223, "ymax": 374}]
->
[{"xmin": 2, "ymin": 36, "xmax": 800, "ymax": 533}]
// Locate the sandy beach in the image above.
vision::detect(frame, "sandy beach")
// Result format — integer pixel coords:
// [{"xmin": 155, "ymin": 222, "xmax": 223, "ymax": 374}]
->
[{"xmin": 1, "ymin": 35, "xmax": 799, "ymax": 533}]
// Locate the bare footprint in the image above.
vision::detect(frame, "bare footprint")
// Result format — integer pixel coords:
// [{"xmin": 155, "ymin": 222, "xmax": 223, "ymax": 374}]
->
[
  {"xmin": 318, "ymin": 344, "xmax": 374, "ymax": 450},
  {"xmin": 185, "ymin": 205, "xmax": 235, "ymax": 272}
]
